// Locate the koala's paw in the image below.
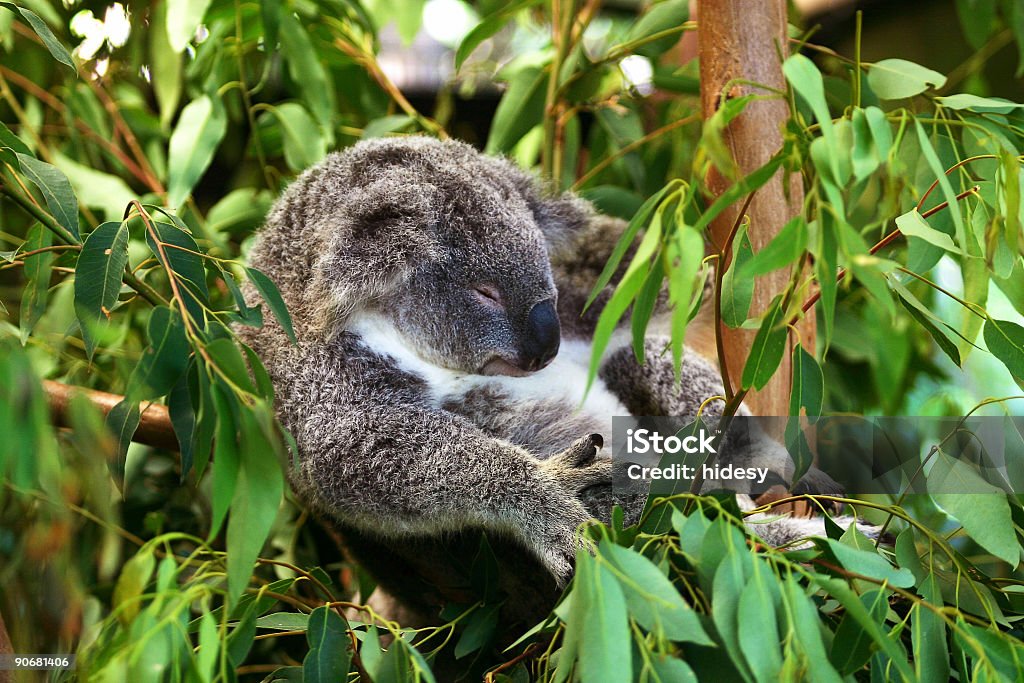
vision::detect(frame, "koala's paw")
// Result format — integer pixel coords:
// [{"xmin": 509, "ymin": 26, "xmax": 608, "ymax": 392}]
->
[
  {"xmin": 541, "ymin": 434, "xmax": 613, "ymax": 494},
  {"xmin": 549, "ymin": 433, "xmax": 603, "ymax": 468},
  {"xmin": 534, "ymin": 510, "xmax": 593, "ymax": 588},
  {"xmin": 792, "ymin": 465, "xmax": 844, "ymax": 498}
]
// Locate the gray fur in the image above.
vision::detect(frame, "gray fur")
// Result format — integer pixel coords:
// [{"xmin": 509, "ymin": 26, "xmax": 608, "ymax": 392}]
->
[{"xmin": 240, "ymin": 136, "xmax": 874, "ymax": 628}]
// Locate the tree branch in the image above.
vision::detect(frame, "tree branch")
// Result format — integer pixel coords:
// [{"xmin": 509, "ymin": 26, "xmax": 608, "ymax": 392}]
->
[{"xmin": 43, "ymin": 380, "xmax": 179, "ymax": 452}]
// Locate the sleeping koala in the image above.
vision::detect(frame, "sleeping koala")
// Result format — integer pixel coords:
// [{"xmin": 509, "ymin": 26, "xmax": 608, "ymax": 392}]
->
[{"xmin": 240, "ymin": 136, "xmax": 852, "ymax": 628}]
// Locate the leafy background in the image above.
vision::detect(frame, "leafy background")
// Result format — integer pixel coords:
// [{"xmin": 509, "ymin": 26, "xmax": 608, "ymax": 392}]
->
[{"xmin": 2, "ymin": 0, "xmax": 1024, "ymax": 680}]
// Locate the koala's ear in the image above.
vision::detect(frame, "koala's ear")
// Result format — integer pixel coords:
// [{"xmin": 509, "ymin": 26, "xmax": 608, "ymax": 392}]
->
[
  {"xmin": 531, "ymin": 192, "xmax": 593, "ymax": 252},
  {"xmin": 500, "ymin": 160, "xmax": 593, "ymax": 250},
  {"xmin": 306, "ymin": 173, "xmax": 439, "ymax": 338}
]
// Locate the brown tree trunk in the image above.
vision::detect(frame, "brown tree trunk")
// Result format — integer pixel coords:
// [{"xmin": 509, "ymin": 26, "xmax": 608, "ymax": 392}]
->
[{"xmin": 698, "ymin": 0, "xmax": 813, "ymax": 416}]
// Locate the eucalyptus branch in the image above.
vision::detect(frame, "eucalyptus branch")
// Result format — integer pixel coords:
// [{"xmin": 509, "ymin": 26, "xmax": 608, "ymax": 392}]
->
[{"xmin": 797, "ymin": 184, "xmax": 981, "ymax": 319}]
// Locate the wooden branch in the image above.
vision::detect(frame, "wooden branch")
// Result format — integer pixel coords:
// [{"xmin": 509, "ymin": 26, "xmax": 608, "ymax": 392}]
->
[
  {"xmin": 698, "ymin": 0, "xmax": 813, "ymax": 416},
  {"xmin": 43, "ymin": 381, "xmax": 179, "ymax": 452}
]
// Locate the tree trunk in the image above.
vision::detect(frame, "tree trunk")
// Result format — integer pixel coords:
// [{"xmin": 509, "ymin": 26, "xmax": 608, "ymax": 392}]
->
[{"xmin": 698, "ymin": 0, "xmax": 813, "ymax": 416}]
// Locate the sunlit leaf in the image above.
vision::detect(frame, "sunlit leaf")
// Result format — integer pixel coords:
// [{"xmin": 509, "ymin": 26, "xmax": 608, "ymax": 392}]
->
[
  {"xmin": 167, "ymin": 94, "xmax": 227, "ymax": 208},
  {"xmin": 867, "ymin": 59, "xmax": 946, "ymax": 100},
  {"xmin": 0, "ymin": 2, "xmax": 74, "ymax": 68}
]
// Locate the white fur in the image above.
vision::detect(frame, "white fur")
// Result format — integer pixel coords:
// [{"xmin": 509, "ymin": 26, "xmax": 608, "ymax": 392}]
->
[{"xmin": 348, "ymin": 313, "xmax": 629, "ymax": 432}]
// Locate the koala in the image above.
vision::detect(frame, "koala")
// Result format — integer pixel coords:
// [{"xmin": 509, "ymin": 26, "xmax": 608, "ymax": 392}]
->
[{"xmin": 239, "ymin": 136, "xmax": 866, "ymax": 631}]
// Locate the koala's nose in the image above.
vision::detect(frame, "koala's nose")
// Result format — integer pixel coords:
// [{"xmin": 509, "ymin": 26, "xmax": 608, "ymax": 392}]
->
[{"xmin": 522, "ymin": 299, "xmax": 560, "ymax": 371}]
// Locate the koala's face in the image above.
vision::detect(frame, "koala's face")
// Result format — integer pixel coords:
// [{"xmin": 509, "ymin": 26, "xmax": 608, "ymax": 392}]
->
[{"xmin": 385, "ymin": 183, "xmax": 561, "ymax": 377}]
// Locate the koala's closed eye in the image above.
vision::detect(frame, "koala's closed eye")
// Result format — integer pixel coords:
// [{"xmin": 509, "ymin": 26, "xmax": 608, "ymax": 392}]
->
[{"xmin": 472, "ymin": 284, "xmax": 504, "ymax": 309}]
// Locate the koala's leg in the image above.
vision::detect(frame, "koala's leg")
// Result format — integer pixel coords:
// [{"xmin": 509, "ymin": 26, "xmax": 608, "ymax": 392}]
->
[{"xmin": 598, "ymin": 337, "xmax": 727, "ymax": 418}]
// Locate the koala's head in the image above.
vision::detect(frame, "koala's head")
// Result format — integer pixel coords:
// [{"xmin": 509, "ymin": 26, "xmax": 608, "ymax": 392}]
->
[{"xmin": 309, "ymin": 137, "xmax": 590, "ymax": 376}]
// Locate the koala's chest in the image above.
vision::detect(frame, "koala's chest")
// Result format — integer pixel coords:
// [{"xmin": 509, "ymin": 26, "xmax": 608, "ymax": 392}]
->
[{"xmin": 348, "ymin": 315, "xmax": 629, "ymax": 431}]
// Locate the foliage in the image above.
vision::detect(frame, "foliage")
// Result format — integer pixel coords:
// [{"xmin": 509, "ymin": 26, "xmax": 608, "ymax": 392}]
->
[{"xmin": 1, "ymin": 0, "xmax": 1024, "ymax": 681}]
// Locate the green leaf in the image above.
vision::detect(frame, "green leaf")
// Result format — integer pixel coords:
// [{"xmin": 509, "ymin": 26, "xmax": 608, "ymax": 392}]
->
[
  {"xmin": 454, "ymin": 603, "xmax": 500, "ymax": 658},
  {"xmin": 825, "ymin": 539, "xmax": 915, "ymax": 587},
  {"xmin": 984, "ymin": 318, "xmax": 1024, "ymax": 380},
  {"xmin": 16, "ymin": 153, "xmax": 80, "ymax": 241},
  {"xmin": 0, "ymin": 120, "xmax": 31, "ymax": 156},
  {"xmin": 784, "ymin": 55, "xmax": 843, "ymax": 185},
  {"xmin": 585, "ymin": 181, "xmax": 679, "ymax": 310},
  {"xmin": 105, "ymin": 398, "xmax": 140, "ymax": 484},
  {"xmin": 455, "ymin": 0, "xmax": 540, "ymax": 70},
  {"xmin": 279, "ymin": 12, "xmax": 334, "ymax": 138},
  {"xmin": 721, "ymin": 224, "xmax": 754, "ymax": 328},
  {"xmin": 867, "ymin": 59, "xmax": 946, "ymax": 100},
  {"xmin": 666, "ymin": 225, "xmax": 705, "ymax": 370},
  {"xmin": 809, "ymin": 575, "xmax": 914, "ymax": 679},
  {"xmin": 740, "ymin": 216, "xmax": 808, "ymax": 279},
  {"xmin": 815, "ymin": 214, "xmax": 839, "ymax": 350},
  {"xmin": 112, "ymin": 547, "xmax": 155, "ymax": 624},
  {"xmin": 789, "ymin": 343, "xmax": 824, "ymax": 419},
  {"xmin": 485, "ymin": 66, "xmax": 547, "ymax": 154},
  {"xmin": 18, "ymin": 224, "xmax": 54, "ymax": 343},
  {"xmin": 930, "ymin": 448, "xmax": 1020, "ymax": 565},
  {"xmin": 256, "ymin": 612, "xmax": 310, "ymax": 631},
  {"xmin": 577, "ymin": 553, "xmax": 632, "ymax": 683},
  {"xmin": 0, "ymin": 3, "xmax": 74, "ymax": 68},
  {"xmin": 303, "ymin": 606, "xmax": 351, "ymax": 682},
  {"xmin": 205, "ymin": 338, "xmax": 255, "ymax": 394},
  {"xmin": 741, "ymin": 296, "xmax": 787, "ymax": 391},
  {"xmin": 913, "ymin": 573, "xmax": 950, "ymax": 682},
  {"xmin": 693, "ymin": 156, "xmax": 784, "ymax": 233},
  {"xmin": 864, "ymin": 106, "xmax": 893, "ymax": 159},
  {"xmin": 738, "ymin": 559, "xmax": 783, "ymax": 681},
  {"xmin": 600, "ymin": 541, "xmax": 713, "ymax": 645},
  {"xmin": 622, "ymin": 0, "xmax": 689, "ymax": 58},
  {"xmin": 711, "ymin": 548, "xmax": 753, "ymax": 680},
  {"xmin": 914, "ymin": 121, "xmax": 968, "ymax": 261},
  {"xmin": 266, "ymin": 102, "xmax": 327, "ymax": 172},
  {"xmin": 168, "ymin": 373, "xmax": 197, "ymax": 480},
  {"xmin": 128, "ymin": 306, "xmax": 190, "ymax": 400},
  {"xmin": 829, "ymin": 588, "xmax": 888, "ymax": 674},
  {"xmin": 361, "ymin": 114, "xmax": 415, "ymax": 139},
  {"xmin": 52, "ymin": 152, "xmax": 135, "ymax": 222},
  {"xmin": 246, "ymin": 267, "xmax": 296, "ymax": 343},
  {"xmin": 150, "ymin": 1, "xmax": 182, "ymax": 127},
  {"xmin": 955, "ymin": 0, "xmax": 997, "ymax": 48},
  {"xmin": 166, "ymin": 0, "xmax": 213, "ymax": 52},
  {"xmin": 145, "ymin": 220, "xmax": 210, "ymax": 323},
  {"xmin": 936, "ymin": 93, "xmax": 1021, "ymax": 113},
  {"xmin": 895, "ymin": 209, "xmax": 962, "ymax": 254},
  {"xmin": 167, "ymin": 94, "xmax": 227, "ymax": 208},
  {"xmin": 74, "ymin": 221, "xmax": 130, "ymax": 358},
  {"xmin": 209, "ymin": 384, "xmax": 239, "ymax": 539},
  {"xmin": 226, "ymin": 404, "xmax": 285, "ymax": 602},
  {"xmin": 781, "ymin": 580, "xmax": 844, "ymax": 683},
  {"xmin": 893, "ymin": 285, "xmax": 962, "ymax": 367},
  {"xmin": 227, "ymin": 606, "xmax": 257, "ymax": 667}
]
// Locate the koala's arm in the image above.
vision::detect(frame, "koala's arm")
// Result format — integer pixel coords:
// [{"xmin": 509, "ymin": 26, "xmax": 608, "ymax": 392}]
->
[{"xmin": 275, "ymin": 342, "xmax": 608, "ymax": 586}]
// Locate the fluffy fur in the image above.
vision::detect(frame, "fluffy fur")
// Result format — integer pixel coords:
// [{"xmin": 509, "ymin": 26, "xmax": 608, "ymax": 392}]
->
[{"xmin": 240, "ymin": 136, "xmax": 869, "ymax": 630}]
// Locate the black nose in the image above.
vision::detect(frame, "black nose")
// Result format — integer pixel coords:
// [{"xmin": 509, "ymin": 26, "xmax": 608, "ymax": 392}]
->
[{"xmin": 522, "ymin": 299, "xmax": 560, "ymax": 371}]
